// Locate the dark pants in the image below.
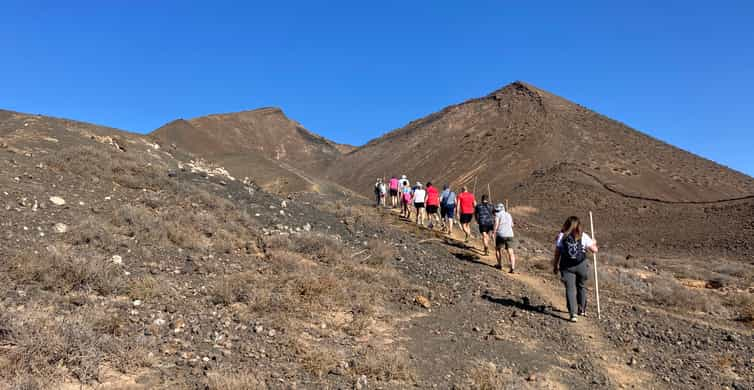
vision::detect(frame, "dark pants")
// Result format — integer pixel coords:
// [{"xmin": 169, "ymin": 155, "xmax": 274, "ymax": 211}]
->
[{"xmin": 560, "ymin": 261, "xmax": 589, "ymax": 317}]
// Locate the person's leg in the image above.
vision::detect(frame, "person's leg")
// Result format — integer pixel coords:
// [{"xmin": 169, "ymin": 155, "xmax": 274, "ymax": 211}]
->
[
  {"xmin": 575, "ymin": 261, "xmax": 590, "ymax": 315},
  {"xmin": 561, "ymin": 269, "xmax": 578, "ymax": 320},
  {"xmin": 507, "ymin": 248, "xmax": 516, "ymax": 272},
  {"xmin": 481, "ymin": 231, "xmax": 489, "ymax": 255},
  {"xmin": 495, "ymin": 237, "xmax": 503, "ymax": 268}
]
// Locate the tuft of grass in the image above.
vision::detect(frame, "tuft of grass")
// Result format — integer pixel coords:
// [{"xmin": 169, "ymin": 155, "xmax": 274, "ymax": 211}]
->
[{"xmin": 9, "ymin": 247, "xmax": 123, "ymax": 296}]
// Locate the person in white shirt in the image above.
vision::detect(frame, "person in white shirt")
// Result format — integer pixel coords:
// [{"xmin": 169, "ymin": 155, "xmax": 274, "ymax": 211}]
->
[
  {"xmin": 412, "ymin": 182, "xmax": 427, "ymax": 226},
  {"xmin": 552, "ymin": 216, "xmax": 599, "ymax": 322}
]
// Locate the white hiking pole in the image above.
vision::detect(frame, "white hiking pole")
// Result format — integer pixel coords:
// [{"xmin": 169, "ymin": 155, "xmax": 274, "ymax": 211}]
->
[
  {"xmin": 487, "ymin": 183, "xmax": 492, "ymax": 201},
  {"xmin": 589, "ymin": 211, "xmax": 602, "ymax": 320}
]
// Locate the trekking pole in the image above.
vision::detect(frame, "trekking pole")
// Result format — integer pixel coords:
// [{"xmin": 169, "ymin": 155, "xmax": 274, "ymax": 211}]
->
[
  {"xmin": 505, "ymin": 199, "xmax": 509, "ymax": 211},
  {"xmin": 589, "ymin": 211, "xmax": 602, "ymax": 320},
  {"xmin": 487, "ymin": 183, "xmax": 492, "ymax": 201},
  {"xmin": 472, "ymin": 176, "xmax": 477, "ymax": 195}
]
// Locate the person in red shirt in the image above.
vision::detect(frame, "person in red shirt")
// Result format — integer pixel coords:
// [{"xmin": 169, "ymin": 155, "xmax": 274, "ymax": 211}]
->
[
  {"xmin": 456, "ymin": 186, "xmax": 476, "ymax": 242},
  {"xmin": 425, "ymin": 182, "xmax": 441, "ymax": 229}
]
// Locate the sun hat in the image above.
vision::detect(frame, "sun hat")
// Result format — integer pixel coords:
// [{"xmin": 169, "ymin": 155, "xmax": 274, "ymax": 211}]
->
[{"xmin": 495, "ymin": 203, "xmax": 505, "ymax": 212}]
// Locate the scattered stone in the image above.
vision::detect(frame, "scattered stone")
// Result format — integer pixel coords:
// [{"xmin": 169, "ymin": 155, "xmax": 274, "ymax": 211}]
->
[
  {"xmin": 254, "ymin": 325, "xmax": 264, "ymax": 333},
  {"xmin": 281, "ymin": 200, "xmax": 287, "ymax": 208},
  {"xmin": 628, "ymin": 357, "xmax": 637, "ymax": 366},
  {"xmin": 526, "ymin": 373, "xmax": 537, "ymax": 382},
  {"xmin": 111, "ymin": 255, "xmax": 123, "ymax": 265},
  {"xmin": 154, "ymin": 318, "xmax": 166, "ymax": 326},
  {"xmin": 303, "ymin": 223, "xmax": 312, "ymax": 232},
  {"xmin": 473, "ymin": 326, "xmax": 481, "ymax": 332},
  {"xmin": 49, "ymin": 196, "xmax": 66, "ymax": 206},
  {"xmin": 268, "ymin": 329, "xmax": 276, "ymax": 337},
  {"xmin": 53, "ymin": 223, "xmax": 68, "ymax": 233},
  {"xmin": 415, "ymin": 295, "xmax": 431, "ymax": 309},
  {"xmin": 133, "ymin": 299, "xmax": 142, "ymax": 307}
]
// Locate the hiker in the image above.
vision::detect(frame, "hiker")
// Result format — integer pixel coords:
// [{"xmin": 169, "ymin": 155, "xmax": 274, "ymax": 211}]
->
[
  {"xmin": 493, "ymin": 203, "xmax": 516, "ymax": 273},
  {"xmin": 373, "ymin": 178, "xmax": 382, "ymax": 207},
  {"xmin": 552, "ymin": 216, "xmax": 599, "ymax": 322},
  {"xmin": 399, "ymin": 174, "xmax": 410, "ymax": 191},
  {"xmin": 413, "ymin": 182, "xmax": 427, "ymax": 226},
  {"xmin": 474, "ymin": 194, "xmax": 495, "ymax": 255},
  {"xmin": 401, "ymin": 183, "xmax": 412, "ymax": 219},
  {"xmin": 456, "ymin": 186, "xmax": 476, "ymax": 242},
  {"xmin": 389, "ymin": 176, "xmax": 400, "ymax": 208},
  {"xmin": 425, "ymin": 182, "xmax": 441, "ymax": 229},
  {"xmin": 440, "ymin": 184, "xmax": 456, "ymax": 235},
  {"xmin": 379, "ymin": 179, "xmax": 387, "ymax": 207}
]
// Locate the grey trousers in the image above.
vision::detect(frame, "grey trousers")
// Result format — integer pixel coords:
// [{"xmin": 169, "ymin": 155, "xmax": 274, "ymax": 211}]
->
[{"xmin": 560, "ymin": 261, "xmax": 590, "ymax": 317}]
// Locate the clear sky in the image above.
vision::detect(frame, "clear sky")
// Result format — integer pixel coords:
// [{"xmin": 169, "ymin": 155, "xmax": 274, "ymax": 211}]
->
[{"xmin": 2, "ymin": 1, "xmax": 753, "ymax": 176}]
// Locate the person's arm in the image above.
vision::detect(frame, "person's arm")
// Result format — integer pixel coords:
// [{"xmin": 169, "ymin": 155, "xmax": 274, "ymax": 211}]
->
[
  {"xmin": 552, "ymin": 247, "xmax": 560, "ymax": 274},
  {"xmin": 493, "ymin": 217, "xmax": 500, "ymax": 236},
  {"xmin": 588, "ymin": 240, "xmax": 599, "ymax": 253}
]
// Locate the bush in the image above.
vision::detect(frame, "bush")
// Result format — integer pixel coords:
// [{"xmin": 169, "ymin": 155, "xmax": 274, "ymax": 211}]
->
[{"xmin": 9, "ymin": 247, "xmax": 123, "ymax": 296}]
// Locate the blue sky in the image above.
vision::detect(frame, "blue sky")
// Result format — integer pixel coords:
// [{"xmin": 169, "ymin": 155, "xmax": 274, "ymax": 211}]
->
[{"xmin": 2, "ymin": 1, "xmax": 753, "ymax": 176}]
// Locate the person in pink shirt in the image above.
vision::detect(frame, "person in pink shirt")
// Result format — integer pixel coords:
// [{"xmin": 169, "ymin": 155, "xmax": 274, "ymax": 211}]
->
[{"xmin": 388, "ymin": 176, "xmax": 400, "ymax": 208}]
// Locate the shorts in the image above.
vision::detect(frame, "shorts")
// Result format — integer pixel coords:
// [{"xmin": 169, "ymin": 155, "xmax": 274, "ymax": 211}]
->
[
  {"xmin": 460, "ymin": 213, "xmax": 473, "ymax": 224},
  {"xmin": 479, "ymin": 224, "xmax": 494, "ymax": 234},
  {"xmin": 414, "ymin": 202, "xmax": 425, "ymax": 209},
  {"xmin": 389, "ymin": 189, "xmax": 398, "ymax": 196},
  {"xmin": 441, "ymin": 204, "xmax": 455, "ymax": 219},
  {"xmin": 426, "ymin": 205, "xmax": 438, "ymax": 214},
  {"xmin": 496, "ymin": 236, "xmax": 516, "ymax": 249}
]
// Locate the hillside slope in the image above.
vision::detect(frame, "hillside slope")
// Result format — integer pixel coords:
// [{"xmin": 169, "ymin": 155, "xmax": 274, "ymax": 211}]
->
[
  {"xmin": 329, "ymin": 82, "xmax": 754, "ymax": 259},
  {"xmin": 150, "ymin": 107, "xmax": 352, "ymax": 194}
]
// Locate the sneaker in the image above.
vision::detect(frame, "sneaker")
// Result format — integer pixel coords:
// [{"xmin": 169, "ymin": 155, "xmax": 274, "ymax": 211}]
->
[
  {"xmin": 578, "ymin": 311, "xmax": 587, "ymax": 317},
  {"xmin": 508, "ymin": 268, "xmax": 515, "ymax": 274},
  {"xmin": 569, "ymin": 316, "xmax": 578, "ymax": 323}
]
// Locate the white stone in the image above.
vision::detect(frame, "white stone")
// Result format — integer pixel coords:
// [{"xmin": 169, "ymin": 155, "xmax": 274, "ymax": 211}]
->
[
  {"xmin": 153, "ymin": 318, "xmax": 166, "ymax": 326},
  {"xmin": 53, "ymin": 223, "xmax": 68, "ymax": 233},
  {"xmin": 111, "ymin": 255, "xmax": 123, "ymax": 265},
  {"xmin": 303, "ymin": 223, "xmax": 312, "ymax": 232},
  {"xmin": 49, "ymin": 196, "xmax": 66, "ymax": 206},
  {"xmin": 132, "ymin": 299, "xmax": 142, "ymax": 306}
]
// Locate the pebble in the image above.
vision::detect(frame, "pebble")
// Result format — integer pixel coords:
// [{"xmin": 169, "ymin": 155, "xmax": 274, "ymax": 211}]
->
[
  {"xmin": 154, "ymin": 318, "xmax": 166, "ymax": 326},
  {"xmin": 49, "ymin": 196, "xmax": 66, "ymax": 206},
  {"xmin": 303, "ymin": 223, "xmax": 312, "ymax": 232},
  {"xmin": 111, "ymin": 255, "xmax": 123, "ymax": 265},
  {"xmin": 133, "ymin": 300, "xmax": 143, "ymax": 306}
]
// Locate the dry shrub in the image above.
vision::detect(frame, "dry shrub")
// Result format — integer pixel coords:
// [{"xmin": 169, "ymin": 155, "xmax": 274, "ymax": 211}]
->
[
  {"xmin": 648, "ymin": 274, "xmax": 727, "ymax": 315},
  {"xmin": 353, "ymin": 348, "xmax": 414, "ymax": 382},
  {"xmin": 128, "ymin": 275, "xmax": 160, "ymax": 301},
  {"xmin": 204, "ymin": 370, "xmax": 266, "ymax": 390},
  {"xmin": 726, "ymin": 292, "xmax": 754, "ymax": 325},
  {"xmin": 46, "ymin": 145, "xmax": 111, "ymax": 180},
  {"xmin": 69, "ymin": 217, "xmax": 117, "ymax": 249},
  {"xmin": 9, "ymin": 248, "xmax": 123, "ymax": 296},
  {"xmin": 466, "ymin": 361, "xmax": 508, "ymax": 390},
  {"xmin": 293, "ymin": 341, "xmax": 338, "ymax": 378},
  {"xmin": 210, "ymin": 272, "xmax": 259, "ymax": 305},
  {"xmin": 166, "ymin": 219, "xmax": 208, "ymax": 250},
  {"xmin": 2, "ymin": 314, "xmax": 105, "ymax": 384},
  {"xmin": 112, "ymin": 204, "xmax": 162, "ymax": 240},
  {"xmin": 366, "ymin": 239, "xmax": 397, "ymax": 267},
  {"xmin": 294, "ymin": 233, "xmax": 346, "ymax": 264},
  {"xmin": 344, "ymin": 304, "xmax": 375, "ymax": 336},
  {"xmin": 47, "ymin": 145, "xmax": 172, "ymax": 190},
  {"xmin": 191, "ymin": 188, "xmax": 235, "ymax": 211}
]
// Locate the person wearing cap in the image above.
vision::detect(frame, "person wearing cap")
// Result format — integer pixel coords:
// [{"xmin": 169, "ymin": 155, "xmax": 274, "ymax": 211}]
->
[
  {"xmin": 493, "ymin": 203, "xmax": 517, "ymax": 273},
  {"xmin": 412, "ymin": 182, "xmax": 427, "ymax": 226}
]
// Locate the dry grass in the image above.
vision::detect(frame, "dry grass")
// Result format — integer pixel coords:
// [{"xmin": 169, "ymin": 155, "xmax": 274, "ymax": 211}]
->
[
  {"xmin": 352, "ymin": 348, "xmax": 414, "ymax": 382},
  {"xmin": 366, "ymin": 239, "xmax": 397, "ymax": 267},
  {"xmin": 204, "ymin": 370, "xmax": 266, "ymax": 390},
  {"xmin": 8, "ymin": 246, "xmax": 124, "ymax": 296}
]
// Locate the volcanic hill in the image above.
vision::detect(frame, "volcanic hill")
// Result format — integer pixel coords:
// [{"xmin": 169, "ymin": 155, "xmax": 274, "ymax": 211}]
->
[
  {"xmin": 151, "ymin": 107, "xmax": 353, "ymax": 194},
  {"xmin": 328, "ymin": 82, "xmax": 754, "ymax": 260}
]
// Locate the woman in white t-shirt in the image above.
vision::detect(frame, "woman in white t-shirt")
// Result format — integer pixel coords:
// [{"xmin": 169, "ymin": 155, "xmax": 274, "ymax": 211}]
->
[
  {"xmin": 412, "ymin": 182, "xmax": 427, "ymax": 226},
  {"xmin": 552, "ymin": 216, "xmax": 599, "ymax": 322}
]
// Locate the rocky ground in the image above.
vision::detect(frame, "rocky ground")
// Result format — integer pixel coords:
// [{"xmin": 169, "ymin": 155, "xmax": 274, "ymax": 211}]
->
[{"xmin": 0, "ymin": 121, "xmax": 752, "ymax": 389}]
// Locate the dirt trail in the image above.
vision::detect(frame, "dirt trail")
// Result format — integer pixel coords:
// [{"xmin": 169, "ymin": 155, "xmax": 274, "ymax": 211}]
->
[{"xmin": 384, "ymin": 207, "xmax": 658, "ymax": 389}]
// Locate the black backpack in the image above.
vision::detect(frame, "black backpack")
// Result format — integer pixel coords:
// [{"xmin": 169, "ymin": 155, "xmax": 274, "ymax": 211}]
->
[
  {"xmin": 476, "ymin": 204, "xmax": 494, "ymax": 226},
  {"xmin": 559, "ymin": 234, "xmax": 586, "ymax": 267}
]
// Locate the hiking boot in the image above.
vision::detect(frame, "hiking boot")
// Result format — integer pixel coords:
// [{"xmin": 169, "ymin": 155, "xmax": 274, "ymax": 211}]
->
[
  {"xmin": 508, "ymin": 268, "xmax": 515, "ymax": 274},
  {"xmin": 569, "ymin": 316, "xmax": 578, "ymax": 323}
]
